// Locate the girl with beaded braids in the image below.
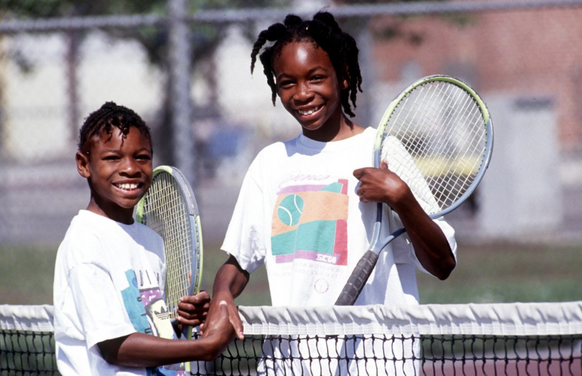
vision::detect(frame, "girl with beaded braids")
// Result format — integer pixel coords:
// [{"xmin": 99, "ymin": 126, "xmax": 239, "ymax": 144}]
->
[
  {"xmin": 251, "ymin": 11, "xmax": 363, "ymax": 119},
  {"xmin": 207, "ymin": 12, "xmax": 456, "ymax": 370},
  {"xmin": 54, "ymin": 102, "xmax": 234, "ymax": 375}
]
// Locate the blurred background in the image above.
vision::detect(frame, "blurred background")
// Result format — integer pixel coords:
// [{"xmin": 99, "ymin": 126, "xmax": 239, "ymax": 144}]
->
[{"xmin": 1, "ymin": 0, "xmax": 581, "ymax": 306}]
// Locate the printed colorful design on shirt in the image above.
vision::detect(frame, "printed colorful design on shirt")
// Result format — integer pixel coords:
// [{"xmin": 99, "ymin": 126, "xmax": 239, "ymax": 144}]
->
[
  {"xmin": 121, "ymin": 270, "xmax": 187, "ymax": 376},
  {"xmin": 271, "ymin": 179, "xmax": 348, "ymax": 265}
]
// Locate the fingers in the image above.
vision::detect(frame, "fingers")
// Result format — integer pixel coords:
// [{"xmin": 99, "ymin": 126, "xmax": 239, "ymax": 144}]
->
[
  {"xmin": 203, "ymin": 299, "xmax": 242, "ymax": 346},
  {"xmin": 203, "ymin": 302, "xmax": 238, "ymax": 357},
  {"xmin": 189, "ymin": 290, "xmax": 211, "ymax": 303},
  {"xmin": 207, "ymin": 298, "xmax": 244, "ymax": 340},
  {"xmin": 356, "ymin": 183, "xmax": 369, "ymax": 203},
  {"xmin": 176, "ymin": 290, "xmax": 211, "ymax": 327},
  {"xmin": 222, "ymin": 300, "xmax": 244, "ymax": 340},
  {"xmin": 380, "ymin": 160, "xmax": 388, "ymax": 170},
  {"xmin": 354, "ymin": 167, "xmax": 381, "ymax": 202},
  {"xmin": 354, "ymin": 166, "xmax": 397, "ymax": 203},
  {"xmin": 353, "ymin": 167, "xmax": 365, "ymax": 179}
]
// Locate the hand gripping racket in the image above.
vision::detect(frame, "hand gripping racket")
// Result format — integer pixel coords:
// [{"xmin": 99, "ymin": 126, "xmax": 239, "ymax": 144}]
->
[
  {"xmin": 135, "ymin": 165, "xmax": 203, "ymax": 337},
  {"xmin": 335, "ymin": 75, "xmax": 494, "ymax": 306}
]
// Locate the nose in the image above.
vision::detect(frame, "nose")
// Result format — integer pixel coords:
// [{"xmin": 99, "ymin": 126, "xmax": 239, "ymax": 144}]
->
[
  {"xmin": 293, "ymin": 81, "xmax": 313, "ymax": 103},
  {"xmin": 120, "ymin": 157, "xmax": 140, "ymax": 176}
]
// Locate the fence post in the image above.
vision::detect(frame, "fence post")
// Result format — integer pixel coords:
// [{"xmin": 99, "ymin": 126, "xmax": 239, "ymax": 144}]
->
[{"xmin": 168, "ymin": 0, "xmax": 195, "ymax": 184}]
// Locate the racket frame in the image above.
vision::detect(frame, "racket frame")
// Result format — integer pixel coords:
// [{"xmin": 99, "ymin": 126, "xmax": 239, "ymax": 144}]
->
[{"xmin": 135, "ymin": 165, "xmax": 203, "ymax": 314}]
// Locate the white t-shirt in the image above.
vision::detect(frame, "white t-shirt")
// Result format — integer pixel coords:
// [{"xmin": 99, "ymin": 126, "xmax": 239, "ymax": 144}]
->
[
  {"xmin": 53, "ymin": 210, "xmax": 186, "ymax": 376},
  {"xmin": 222, "ymin": 127, "xmax": 457, "ymax": 307}
]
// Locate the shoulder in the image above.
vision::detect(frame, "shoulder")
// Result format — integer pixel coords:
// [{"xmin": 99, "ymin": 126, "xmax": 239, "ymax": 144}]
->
[
  {"xmin": 62, "ymin": 211, "xmax": 110, "ymax": 243},
  {"xmin": 248, "ymin": 137, "xmax": 299, "ymax": 170},
  {"xmin": 357, "ymin": 126, "xmax": 379, "ymax": 152},
  {"xmin": 362, "ymin": 126, "xmax": 377, "ymax": 140},
  {"xmin": 57, "ymin": 211, "xmax": 112, "ymax": 265},
  {"xmin": 256, "ymin": 138, "xmax": 297, "ymax": 158},
  {"xmin": 134, "ymin": 222, "xmax": 164, "ymax": 249}
]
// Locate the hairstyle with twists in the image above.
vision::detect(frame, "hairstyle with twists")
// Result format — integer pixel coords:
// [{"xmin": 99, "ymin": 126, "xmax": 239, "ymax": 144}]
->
[
  {"xmin": 250, "ymin": 11, "xmax": 363, "ymax": 117},
  {"xmin": 78, "ymin": 101, "xmax": 153, "ymax": 154}
]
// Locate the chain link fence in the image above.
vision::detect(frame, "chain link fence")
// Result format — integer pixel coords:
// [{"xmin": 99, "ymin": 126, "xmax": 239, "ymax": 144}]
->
[{"xmin": 1, "ymin": 0, "xmax": 582, "ymax": 246}]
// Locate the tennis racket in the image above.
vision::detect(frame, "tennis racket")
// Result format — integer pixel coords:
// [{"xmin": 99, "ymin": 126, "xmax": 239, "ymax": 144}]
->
[
  {"xmin": 335, "ymin": 75, "xmax": 494, "ymax": 306},
  {"xmin": 135, "ymin": 165, "xmax": 203, "ymax": 336}
]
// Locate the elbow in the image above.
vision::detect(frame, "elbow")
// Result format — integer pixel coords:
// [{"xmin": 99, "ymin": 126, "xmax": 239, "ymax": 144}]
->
[
  {"xmin": 100, "ymin": 351, "xmax": 117, "ymax": 365},
  {"xmin": 434, "ymin": 258, "xmax": 456, "ymax": 280},
  {"xmin": 198, "ymin": 352, "xmax": 219, "ymax": 362},
  {"xmin": 200, "ymin": 341, "xmax": 229, "ymax": 361},
  {"xmin": 205, "ymin": 349, "xmax": 225, "ymax": 362},
  {"xmin": 98, "ymin": 337, "xmax": 126, "ymax": 366}
]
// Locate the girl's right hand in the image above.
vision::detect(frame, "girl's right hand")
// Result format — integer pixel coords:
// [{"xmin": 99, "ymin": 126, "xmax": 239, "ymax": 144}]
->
[
  {"xmin": 199, "ymin": 299, "xmax": 237, "ymax": 358},
  {"xmin": 203, "ymin": 294, "xmax": 244, "ymax": 341},
  {"xmin": 353, "ymin": 161, "xmax": 412, "ymax": 210}
]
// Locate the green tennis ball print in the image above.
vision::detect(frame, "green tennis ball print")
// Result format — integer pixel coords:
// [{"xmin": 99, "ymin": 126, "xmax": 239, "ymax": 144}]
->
[{"xmin": 278, "ymin": 194, "xmax": 304, "ymax": 226}]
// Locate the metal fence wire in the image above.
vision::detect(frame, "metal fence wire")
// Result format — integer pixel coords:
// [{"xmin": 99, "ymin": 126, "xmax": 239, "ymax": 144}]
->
[{"xmin": 1, "ymin": 0, "xmax": 582, "ymax": 246}]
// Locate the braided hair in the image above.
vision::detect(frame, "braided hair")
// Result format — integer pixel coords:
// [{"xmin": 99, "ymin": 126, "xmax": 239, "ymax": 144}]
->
[
  {"xmin": 250, "ymin": 11, "xmax": 363, "ymax": 117},
  {"xmin": 78, "ymin": 101, "xmax": 152, "ymax": 153}
]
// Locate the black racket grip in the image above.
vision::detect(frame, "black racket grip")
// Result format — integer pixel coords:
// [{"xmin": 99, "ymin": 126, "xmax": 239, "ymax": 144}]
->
[{"xmin": 335, "ymin": 250, "xmax": 379, "ymax": 306}]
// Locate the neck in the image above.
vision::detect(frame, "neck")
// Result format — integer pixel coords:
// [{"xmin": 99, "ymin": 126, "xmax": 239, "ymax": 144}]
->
[
  {"xmin": 86, "ymin": 198, "xmax": 134, "ymax": 225},
  {"xmin": 303, "ymin": 113, "xmax": 364, "ymax": 142}
]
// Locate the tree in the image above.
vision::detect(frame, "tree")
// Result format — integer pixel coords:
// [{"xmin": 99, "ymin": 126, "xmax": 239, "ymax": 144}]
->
[
  {"xmin": 0, "ymin": 0, "xmax": 288, "ymax": 169},
  {"xmin": 0, "ymin": 0, "xmax": 461, "ymax": 171}
]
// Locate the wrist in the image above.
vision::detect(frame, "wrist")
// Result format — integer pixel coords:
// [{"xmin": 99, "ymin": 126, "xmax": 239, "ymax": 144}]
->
[{"xmin": 211, "ymin": 290, "xmax": 235, "ymax": 304}]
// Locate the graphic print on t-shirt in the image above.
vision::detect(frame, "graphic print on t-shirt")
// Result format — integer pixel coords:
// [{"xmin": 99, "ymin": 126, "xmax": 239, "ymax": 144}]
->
[
  {"xmin": 120, "ymin": 269, "xmax": 187, "ymax": 375},
  {"xmin": 271, "ymin": 179, "xmax": 348, "ymax": 265}
]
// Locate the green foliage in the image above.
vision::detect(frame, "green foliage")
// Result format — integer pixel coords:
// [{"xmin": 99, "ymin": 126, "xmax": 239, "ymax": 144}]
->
[
  {"xmin": 341, "ymin": 0, "xmax": 447, "ymax": 3},
  {"xmin": 0, "ymin": 0, "xmax": 289, "ymax": 67},
  {"xmin": 0, "ymin": 0, "xmax": 292, "ymax": 166}
]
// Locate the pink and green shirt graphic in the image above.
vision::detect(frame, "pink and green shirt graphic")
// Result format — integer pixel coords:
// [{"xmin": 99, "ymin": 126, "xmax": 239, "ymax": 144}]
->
[{"xmin": 271, "ymin": 179, "xmax": 349, "ymax": 266}]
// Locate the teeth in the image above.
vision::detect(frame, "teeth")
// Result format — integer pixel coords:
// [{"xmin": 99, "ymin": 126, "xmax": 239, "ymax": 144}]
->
[
  {"xmin": 298, "ymin": 106, "xmax": 320, "ymax": 116},
  {"xmin": 117, "ymin": 183, "xmax": 138, "ymax": 190}
]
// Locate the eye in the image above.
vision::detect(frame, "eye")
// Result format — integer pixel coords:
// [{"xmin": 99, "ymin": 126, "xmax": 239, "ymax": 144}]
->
[
  {"xmin": 310, "ymin": 74, "xmax": 325, "ymax": 82},
  {"xmin": 278, "ymin": 79, "xmax": 294, "ymax": 89},
  {"xmin": 136, "ymin": 153, "xmax": 152, "ymax": 161},
  {"xmin": 103, "ymin": 155, "xmax": 120, "ymax": 161}
]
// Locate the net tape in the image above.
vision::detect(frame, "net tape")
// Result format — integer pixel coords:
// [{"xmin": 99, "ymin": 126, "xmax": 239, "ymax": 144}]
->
[{"xmin": 2, "ymin": 302, "xmax": 581, "ymax": 375}]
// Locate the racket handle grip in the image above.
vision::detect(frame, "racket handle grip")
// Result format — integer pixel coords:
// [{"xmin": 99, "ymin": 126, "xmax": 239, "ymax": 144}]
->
[{"xmin": 335, "ymin": 250, "xmax": 379, "ymax": 306}]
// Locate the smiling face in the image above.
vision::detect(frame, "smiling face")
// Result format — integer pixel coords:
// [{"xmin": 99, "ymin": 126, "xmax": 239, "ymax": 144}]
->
[
  {"xmin": 76, "ymin": 126, "xmax": 152, "ymax": 224},
  {"xmin": 273, "ymin": 40, "xmax": 350, "ymax": 141}
]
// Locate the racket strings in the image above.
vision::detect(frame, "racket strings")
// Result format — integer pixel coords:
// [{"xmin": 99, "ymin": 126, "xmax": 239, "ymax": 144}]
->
[
  {"xmin": 383, "ymin": 80, "xmax": 488, "ymax": 214},
  {"xmin": 141, "ymin": 174, "xmax": 194, "ymax": 316},
  {"xmin": 427, "ymin": 85, "xmax": 483, "ymax": 203}
]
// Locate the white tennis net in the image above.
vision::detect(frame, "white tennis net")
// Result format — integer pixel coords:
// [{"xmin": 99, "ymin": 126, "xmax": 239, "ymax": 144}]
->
[{"xmin": 2, "ymin": 302, "xmax": 581, "ymax": 375}]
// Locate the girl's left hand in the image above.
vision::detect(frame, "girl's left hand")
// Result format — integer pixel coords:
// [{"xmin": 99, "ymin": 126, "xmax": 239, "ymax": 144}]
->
[{"xmin": 176, "ymin": 290, "xmax": 210, "ymax": 328}]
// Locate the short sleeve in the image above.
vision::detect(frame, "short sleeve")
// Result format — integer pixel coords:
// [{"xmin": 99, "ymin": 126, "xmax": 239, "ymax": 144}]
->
[
  {"xmin": 69, "ymin": 262, "xmax": 136, "ymax": 348},
  {"xmin": 221, "ymin": 168, "xmax": 268, "ymax": 274}
]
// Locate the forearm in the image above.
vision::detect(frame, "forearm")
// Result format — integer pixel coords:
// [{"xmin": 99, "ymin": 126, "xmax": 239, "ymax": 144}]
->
[
  {"xmin": 206, "ymin": 255, "xmax": 250, "ymax": 341},
  {"xmin": 393, "ymin": 198, "xmax": 456, "ymax": 279},
  {"xmin": 99, "ymin": 332, "xmax": 225, "ymax": 367},
  {"xmin": 212, "ymin": 255, "xmax": 250, "ymax": 301},
  {"xmin": 353, "ymin": 166, "xmax": 456, "ymax": 279}
]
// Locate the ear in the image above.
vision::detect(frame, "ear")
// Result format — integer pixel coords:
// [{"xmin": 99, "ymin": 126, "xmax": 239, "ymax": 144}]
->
[
  {"xmin": 76, "ymin": 151, "xmax": 91, "ymax": 179},
  {"xmin": 341, "ymin": 75, "xmax": 350, "ymax": 90}
]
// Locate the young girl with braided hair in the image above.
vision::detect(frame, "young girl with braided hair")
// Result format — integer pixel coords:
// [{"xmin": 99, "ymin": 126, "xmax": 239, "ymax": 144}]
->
[
  {"xmin": 53, "ymin": 102, "xmax": 234, "ymax": 375},
  {"xmin": 207, "ymin": 12, "xmax": 457, "ymax": 372}
]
